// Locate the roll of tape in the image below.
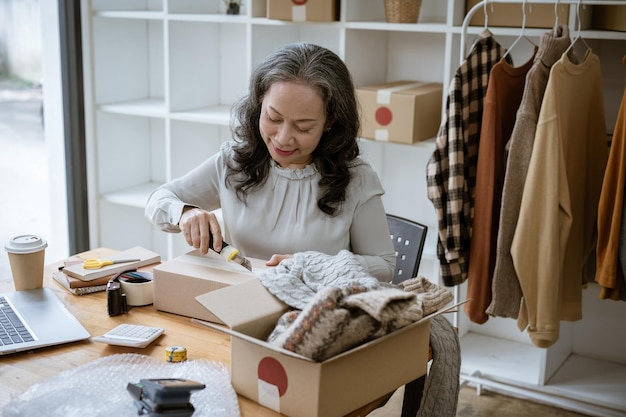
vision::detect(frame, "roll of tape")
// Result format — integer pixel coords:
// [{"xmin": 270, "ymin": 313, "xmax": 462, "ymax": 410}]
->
[
  {"xmin": 165, "ymin": 346, "xmax": 187, "ymax": 362},
  {"xmin": 118, "ymin": 271, "xmax": 154, "ymax": 306}
]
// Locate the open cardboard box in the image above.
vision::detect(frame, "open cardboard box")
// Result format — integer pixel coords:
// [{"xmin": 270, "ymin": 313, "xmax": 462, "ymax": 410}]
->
[
  {"xmin": 194, "ymin": 282, "xmax": 461, "ymax": 417},
  {"xmin": 155, "ymin": 249, "xmax": 460, "ymax": 416}
]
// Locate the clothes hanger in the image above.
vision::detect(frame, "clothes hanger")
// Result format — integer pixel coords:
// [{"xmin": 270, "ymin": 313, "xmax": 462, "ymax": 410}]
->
[
  {"xmin": 502, "ymin": 0, "xmax": 537, "ymax": 61},
  {"xmin": 479, "ymin": 0, "xmax": 494, "ymax": 37},
  {"xmin": 483, "ymin": 0, "xmax": 490, "ymax": 31},
  {"xmin": 553, "ymin": 0, "xmax": 560, "ymax": 36},
  {"xmin": 564, "ymin": 0, "xmax": 591, "ymax": 56}
]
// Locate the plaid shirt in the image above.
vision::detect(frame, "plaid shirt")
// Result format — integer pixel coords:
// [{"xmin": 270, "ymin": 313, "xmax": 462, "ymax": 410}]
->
[{"xmin": 427, "ymin": 30, "xmax": 507, "ymax": 286}]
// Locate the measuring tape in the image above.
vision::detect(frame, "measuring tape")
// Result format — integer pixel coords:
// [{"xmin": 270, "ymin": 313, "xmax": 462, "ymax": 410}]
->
[{"xmin": 165, "ymin": 346, "xmax": 187, "ymax": 362}]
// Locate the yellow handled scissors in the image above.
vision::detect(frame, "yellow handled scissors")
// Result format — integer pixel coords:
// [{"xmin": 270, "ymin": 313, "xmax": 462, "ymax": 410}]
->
[{"xmin": 82, "ymin": 258, "xmax": 141, "ymax": 269}]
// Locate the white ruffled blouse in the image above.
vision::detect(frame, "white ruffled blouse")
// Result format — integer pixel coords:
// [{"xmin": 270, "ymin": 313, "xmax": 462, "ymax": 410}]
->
[{"xmin": 145, "ymin": 141, "xmax": 395, "ymax": 281}]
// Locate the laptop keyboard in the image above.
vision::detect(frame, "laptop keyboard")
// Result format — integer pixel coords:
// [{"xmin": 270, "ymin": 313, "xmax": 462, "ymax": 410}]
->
[{"xmin": 0, "ymin": 296, "xmax": 35, "ymax": 345}]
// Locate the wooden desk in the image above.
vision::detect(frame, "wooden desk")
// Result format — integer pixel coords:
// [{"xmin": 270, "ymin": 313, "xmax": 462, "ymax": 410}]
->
[{"xmin": 0, "ymin": 248, "xmax": 279, "ymax": 416}]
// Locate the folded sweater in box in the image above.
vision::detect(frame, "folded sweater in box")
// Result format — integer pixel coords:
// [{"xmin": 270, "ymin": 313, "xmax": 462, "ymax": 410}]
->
[
  {"xmin": 259, "ymin": 250, "xmax": 460, "ymax": 416},
  {"xmin": 259, "ymin": 250, "xmax": 453, "ymax": 360}
]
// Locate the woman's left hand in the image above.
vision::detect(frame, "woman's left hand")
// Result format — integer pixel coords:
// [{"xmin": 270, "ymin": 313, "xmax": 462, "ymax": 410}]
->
[{"xmin": 266, "ymin": 254, "xmax": 293, "ymax": 266}]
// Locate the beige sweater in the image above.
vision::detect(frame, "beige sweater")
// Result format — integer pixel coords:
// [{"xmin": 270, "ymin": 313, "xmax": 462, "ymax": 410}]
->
[{"xmin": 511, "ymin": 50, "xmax": 608, "ymax": 348}]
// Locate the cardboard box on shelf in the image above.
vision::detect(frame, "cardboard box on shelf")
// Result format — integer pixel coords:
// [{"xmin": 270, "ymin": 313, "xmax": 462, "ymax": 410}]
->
[
  {"xmin": 194, "ymin": 284, "xmax": 455, "ymax": 417},
  {"xmin": 465, "ymin": 0, "xmax": 592, "ymax": 29},
  {"xmin": 592, "ymin": 5, "xmax": 626, "ymax": 32},
  {"xmin": 267, "ymin": 0, "xmax": 339, "ymax": 22},
  {"xmin": 356, "ymin": 80, "xmax": 443, "ymax": 144}
]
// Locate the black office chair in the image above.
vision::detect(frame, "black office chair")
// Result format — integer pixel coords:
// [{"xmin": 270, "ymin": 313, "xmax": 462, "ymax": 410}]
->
[
  {"xmin": 386, "ymin": 214, "xmax": 428, "ymax": 285},
  {"xmin": 347, "ymin": 215, "xmax": 429, "ymax": 417},
  {"xmin": 388, "ymin": 214, "xmax": 428, "ymax": 417}
]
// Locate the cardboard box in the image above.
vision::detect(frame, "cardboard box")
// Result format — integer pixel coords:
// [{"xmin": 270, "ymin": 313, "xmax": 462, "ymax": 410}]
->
[
  {"xmin": 195, "ymin": 286, "xmax": 455, "ymax": 417},
  {"xmin": 156, "ymin": 248, "xmax": 456, "ymax": 416},
  {"xmin": 592, "ymin": 5, "xmax": 626, "ymax": 32},
  {"xmin": 465, "ymin": 0, "xmax": 592, "ymax": 29},
  {"xmin": 267, "ymin": 0, "xmax": 339, "ymax": 22},
  {"xmin": 152, "ymin": 250, "xmax": 270, "ymax": 323},
  {"xmin": 357, "ymin": 81, "xmax": 443, "ymax": 144}
]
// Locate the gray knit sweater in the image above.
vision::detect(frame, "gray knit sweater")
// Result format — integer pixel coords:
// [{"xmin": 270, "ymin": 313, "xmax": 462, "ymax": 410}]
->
[{"xmin": 487, "ymin": 25, "xmax": 574, "ymax": 318}]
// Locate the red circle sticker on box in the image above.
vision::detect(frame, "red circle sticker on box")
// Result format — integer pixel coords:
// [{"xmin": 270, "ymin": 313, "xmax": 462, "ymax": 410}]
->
[
  {"xmin": 257, "ymin": 357, "xmax": 288, "ymax": 411},
  {"xmin": 258, "ymin": 357, "xmax": 288, "ymax": 396},
  {"xmin": 292, "ymin": 0, "xmax": 307, "ymax": 5},
  {"xmin": 375, "ymin": 106, "xmax": 393, "ymax": 126}
]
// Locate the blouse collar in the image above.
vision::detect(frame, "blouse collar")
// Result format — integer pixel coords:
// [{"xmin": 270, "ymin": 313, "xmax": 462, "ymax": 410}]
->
[{"xmin": 271, "ymin": 159, "xmax": 318, "ymax": 179}]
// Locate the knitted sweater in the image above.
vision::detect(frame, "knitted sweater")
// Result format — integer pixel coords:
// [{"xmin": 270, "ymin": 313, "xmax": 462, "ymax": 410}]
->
[
  {"xmin": 416, "ymin": 315, "xmax": 460, "ymax": 417},
  {"xmin": 260, "ymin": 251, "xmax": 454, "ymax": 360},
  {"xmin": 487, "ymin": 25, "xmax": 573, "ymax": 319},
  {"xmin": 266, "ymin": 284, "xmax": 423, "ymax": 361}
]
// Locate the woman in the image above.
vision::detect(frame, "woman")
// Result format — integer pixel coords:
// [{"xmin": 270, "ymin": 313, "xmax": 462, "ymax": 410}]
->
[{"xmin": 145, "ymin": 42, "xmax": 395, "ymax": 282}]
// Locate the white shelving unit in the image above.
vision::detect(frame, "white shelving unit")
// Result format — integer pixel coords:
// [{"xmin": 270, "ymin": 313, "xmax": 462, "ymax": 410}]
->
[
  {"xmin": 79, "ymin": 0, "xmax": 626, "ymax": 415},
  {"xmin": 80, "ymin": 0, "xmax": 455, "ymax": 264}
]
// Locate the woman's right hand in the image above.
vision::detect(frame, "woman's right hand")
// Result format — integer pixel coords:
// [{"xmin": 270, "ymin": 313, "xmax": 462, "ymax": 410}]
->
[{"xmin": 179, "ymin": 207, "xmax": 222, "ymax": 255}]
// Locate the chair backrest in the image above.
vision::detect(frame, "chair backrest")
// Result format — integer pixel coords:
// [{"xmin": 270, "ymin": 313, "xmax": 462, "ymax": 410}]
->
[{"xmin": 386, "ymin": 214, "xmax": 428, "ymax": 285}]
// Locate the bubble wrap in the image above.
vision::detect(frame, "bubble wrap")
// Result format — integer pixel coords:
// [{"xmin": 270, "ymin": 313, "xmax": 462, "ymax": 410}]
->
[{"xmin": 3, "ymin": 353, "xmax": 240, "ymax": 417}]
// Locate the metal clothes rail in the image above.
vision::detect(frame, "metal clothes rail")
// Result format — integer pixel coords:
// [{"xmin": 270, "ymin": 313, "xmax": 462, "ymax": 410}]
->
[
  {"xmin": 456, "ymin": 1, "xmax": 626, "ymax": 416},
  {"xmin": 461, "ymin": 0, "xmax": 626, "ymax": 62}
]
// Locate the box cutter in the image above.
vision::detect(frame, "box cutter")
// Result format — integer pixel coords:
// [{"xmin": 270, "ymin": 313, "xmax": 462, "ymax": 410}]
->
[{"xmin": 209, "ymin": 236, "xmax": 252, "ymax": 271}]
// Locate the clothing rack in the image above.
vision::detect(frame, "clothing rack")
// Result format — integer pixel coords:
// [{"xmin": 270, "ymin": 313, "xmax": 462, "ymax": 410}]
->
[
  {"xmin": 461, "ymin": 0, "xmax": 626, "ymax": 63},
  {"xmin": 455, "ymin": 2, "xmax": 626, "ymax": 416}
]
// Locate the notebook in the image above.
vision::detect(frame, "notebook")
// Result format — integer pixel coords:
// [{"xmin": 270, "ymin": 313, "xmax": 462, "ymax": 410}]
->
[
  {"xmin": 0, "ymin": 287, "xmax": 90, "ymax": 355},
  {"xmin": 62, "ymin": 246, "xmax": 161, "ymax": 282}
]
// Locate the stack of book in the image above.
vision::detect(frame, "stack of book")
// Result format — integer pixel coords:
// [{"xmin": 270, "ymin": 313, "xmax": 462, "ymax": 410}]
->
[{"xmin": 53, "ymin": 246, "xmax": 161, "ymax": 296}]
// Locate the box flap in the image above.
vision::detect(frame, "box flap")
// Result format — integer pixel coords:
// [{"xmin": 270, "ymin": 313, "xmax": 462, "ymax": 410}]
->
[{"xmin": 195, "ymin": 279, "xmax": 289, "ymax": 335}]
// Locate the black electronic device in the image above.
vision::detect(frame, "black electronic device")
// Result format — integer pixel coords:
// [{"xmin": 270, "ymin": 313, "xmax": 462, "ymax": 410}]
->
[
  {"xmin": 107, "ymin": 269, "xmax": 134, "ymax": 316},
  {"xmin": 127, "ymin": 378, "xmax": 206, "ymax": 417}
]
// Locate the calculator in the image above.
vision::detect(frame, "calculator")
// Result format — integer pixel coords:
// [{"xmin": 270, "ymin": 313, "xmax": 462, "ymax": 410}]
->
[{"xmin": 92, "ymin": 323, "xmax": 164, "ymax": 348}]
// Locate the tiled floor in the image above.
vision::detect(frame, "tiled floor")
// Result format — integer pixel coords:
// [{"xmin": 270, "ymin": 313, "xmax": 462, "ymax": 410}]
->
[{"xmin": 0, "ymin": 77, "xmax": 591, "ymax": 416}]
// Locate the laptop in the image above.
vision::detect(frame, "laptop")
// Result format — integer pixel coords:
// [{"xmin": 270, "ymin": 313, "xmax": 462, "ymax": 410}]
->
[{"xmin": 0, "ymin": 287, "xmax": 90, "ymax": 355}]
